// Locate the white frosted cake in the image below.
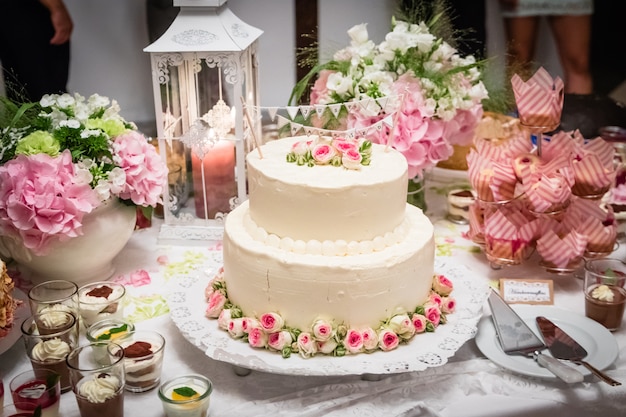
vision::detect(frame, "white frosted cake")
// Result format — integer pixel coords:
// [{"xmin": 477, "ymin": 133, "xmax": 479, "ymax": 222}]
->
[{"xmin": 207, "ymin": 136, "xmax": 454, "ymax": 357}]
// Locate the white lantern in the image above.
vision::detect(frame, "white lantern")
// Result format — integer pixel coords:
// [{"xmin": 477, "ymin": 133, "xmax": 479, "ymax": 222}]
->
[{"xmin": 144, "ymin": 0, "xmax": 262, "ymax": 243}]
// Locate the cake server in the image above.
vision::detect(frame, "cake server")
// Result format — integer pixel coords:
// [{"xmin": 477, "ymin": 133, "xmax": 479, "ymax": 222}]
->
[
  {"xmin": 536, "ymin": 316, "xmax": 621, "ymax": 386},
  {"xmin": 487, "ymin": 290, "xmax": 583, "ymax": 383}
]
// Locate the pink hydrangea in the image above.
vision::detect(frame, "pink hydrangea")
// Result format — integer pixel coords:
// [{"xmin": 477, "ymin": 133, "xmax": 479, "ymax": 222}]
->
[
  {"xmin": 347, "ymin": 73, "xmax": 454, "ymax": 178},
  {"xmin": 112, "ymin": 131, "xmax": 167, "ymax": 207},
  {"xmin": 0, "ymin": 151, "xmax": 100, "ymax": 255}
]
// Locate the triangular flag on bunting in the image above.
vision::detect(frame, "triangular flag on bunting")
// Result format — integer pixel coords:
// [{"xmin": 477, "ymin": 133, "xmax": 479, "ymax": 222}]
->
[
  {"xmin": 358, "ymin": 128, "xmax": 368, "ymax": 136},
  {"xmin": 304, "ymin": 127, "xmax": 316, "ymax": 136},
  {"xmin": 300, "ymin": 105, "xmax": 312, "ymax": 119},
  {"xmin": 382, "ymin": 114, "xmax": 394, "ymax": 127},
  {"xmin": 345, "ymin": 102, "xmax": 357, "ymax": 112},
  {"xmin": 286, "ymin": 106, "xmax": 300, "ymax": 120},
  {"xmin": 267, "ymin": 107, "xmax": 279, "ymax": 121},
  {"xmin": 291, "ymin": 122, "xmax": 303, "ymax": 136},
  {"xmin": 376, "ymin": 96, "xmax": 389, "ymax": 111},
  {"xmin": 328, "ymin": 104, "xmax": 342, "ymax": 118},
  {"xmin": 315, "ymin": 105, "xmax": 325, "ymax": 118},
  {"xmin": 276, "ymin": 114, "xmax": 290, "ymax": 129}
]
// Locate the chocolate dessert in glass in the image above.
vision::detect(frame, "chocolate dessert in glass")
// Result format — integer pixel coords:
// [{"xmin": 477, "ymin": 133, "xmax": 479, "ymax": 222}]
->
[{"xmin": 584, "ymin": 258, "xmax": 626, "ymax": 331}]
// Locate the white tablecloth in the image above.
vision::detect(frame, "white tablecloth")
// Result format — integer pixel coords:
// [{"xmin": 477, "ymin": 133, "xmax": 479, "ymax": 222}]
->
[{"xmin": 2, "ymin": 175, "xmax": 626, "ymax": 417}]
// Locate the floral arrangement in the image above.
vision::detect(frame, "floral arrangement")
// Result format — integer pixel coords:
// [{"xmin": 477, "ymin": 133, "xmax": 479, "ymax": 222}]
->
[
  {"xmin": 290, "ymin": 17, "xmax": 488, "ymax": 179},
  {"xmin": 205, "ymin": 269, "xmax": 456, "ymax": 358},
  {"xmin": 286, "ymin": 136, "xmax": 372, "ymax": 170},
  {"xmin": 0, "ymin": 93, "xmax": 167, "ymax": 255}
]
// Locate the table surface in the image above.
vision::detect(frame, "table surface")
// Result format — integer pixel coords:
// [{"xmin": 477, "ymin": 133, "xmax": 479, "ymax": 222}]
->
[{"xmin": 2, "ymin": 171, "xmax": 626, "ymax": 417}]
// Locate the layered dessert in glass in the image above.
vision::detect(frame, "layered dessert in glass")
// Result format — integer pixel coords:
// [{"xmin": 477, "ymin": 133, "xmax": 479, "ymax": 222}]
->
[{"xmin": 158, "ymin": 375, "xmax": 212, "ymax": 417}]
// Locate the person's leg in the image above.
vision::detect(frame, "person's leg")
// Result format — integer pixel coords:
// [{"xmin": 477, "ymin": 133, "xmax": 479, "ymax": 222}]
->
[
  {"xmin": 502, "ymin": 15, "xmax": 540, "ymax": 80},
  {"xmin": 548, "ymin": 14, "xmax": 593, "ymax": 94}
]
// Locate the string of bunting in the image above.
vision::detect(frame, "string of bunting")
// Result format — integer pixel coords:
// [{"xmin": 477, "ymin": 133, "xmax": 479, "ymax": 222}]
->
[{"xmin": 244, "ymin": 94, "xmax": 403, "ymax": 139}]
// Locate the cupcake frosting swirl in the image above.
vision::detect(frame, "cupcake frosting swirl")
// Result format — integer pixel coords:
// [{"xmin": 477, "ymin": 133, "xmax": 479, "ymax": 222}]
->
[
  {"xmin": 79, "ymin": 373, "xmax": 121, "ymax": 403},
  {"xmin": 31, "ymin": 338, "xmax": 71, "ymax": 362}
]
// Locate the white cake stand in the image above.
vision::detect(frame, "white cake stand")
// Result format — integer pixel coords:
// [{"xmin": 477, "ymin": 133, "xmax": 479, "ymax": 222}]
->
[{"xmin": 166, "ymin": 259, "xmax": 489, "ymax": 376}]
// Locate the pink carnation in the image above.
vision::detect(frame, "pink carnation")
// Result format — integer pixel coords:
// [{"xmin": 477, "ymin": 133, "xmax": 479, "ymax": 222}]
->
[
  {"xmin": 0, "ymin": 151, "xmax": 99, "ymax": 255},
  {"xmin": 112, "ymin": 131, "xmax": 167, "ymax": 207}
]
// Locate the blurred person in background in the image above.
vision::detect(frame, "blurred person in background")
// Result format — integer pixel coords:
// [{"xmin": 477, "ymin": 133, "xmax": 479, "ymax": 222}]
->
[
  {"xmin": 499, "ymin": 0, "xmax": 593, "ymax": 95},
  {"xmin": 0, "ymin": 0, "xmax": 73, "ymax": 102}
]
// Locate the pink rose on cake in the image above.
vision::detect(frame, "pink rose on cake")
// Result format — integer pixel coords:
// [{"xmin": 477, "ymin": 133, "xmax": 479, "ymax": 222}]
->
[
  {"xmin": 312, "ymin": 143, "xmax": 338, "ymax": 164},
  {"xmin": 228, "ymin": 318, "xmax": 245, "ymax": 338},
  {"xmin": 205, "ymin": 291, "xmax": 226, "ymax": 318},
  {"xmin": 361, "ymin": 327, "xmax": 379, "ymax": 352},
  {"xmin": 423, "ymin": 302, "xmax": 442, "ymax": 327},
  {"xmin": 217, "ymin": 309, "xmax": 231, "ymax": 330},
  {"xmin": 388, "ymin": 314, "xmax": 415, "ymax": 340},
  {"xmin": 412, "ymin": 314, "xmax": 428, "ymax": 333},
  {"xmin": 344, "ymin": 329, "xmax": 364, "ymax": 354},
  {"xmin": 297, "ymin": 332, "xmax": 318, "ymax": 358},
  {"xmin": 268, "ymin": 331, "xmax": 293, "ymax": 351},
  {"xmin": 259, "ymin": 312, "xmax": 284, "ymax": 333},
  {"xmin": 317, "ymin": 338, "xmax": 338, "ymax": 355},
  {"xmin": 241, "ymin": 317, "xmax": 259, "ymax": 334},
  {"xmin": 441, "ymin": 297, "xmax": 456, "ymax": 314},
  {"xmin": 378, "ymin": 328, "xmax": 400, "ymax": 352},
  {"xmin": 432, "ymin": 274, "xmax": 454, "ymax": 296},
  {"xmin": 311, "ymin": 319, "xmax": 334, "ymax": 342},
  {"xmin": 248, "ymin": 326, "xmax": 268, "ymax": 349},
  {"xmin": 341, "ymin": 149, "xmax": 363, "ymax": 170}
]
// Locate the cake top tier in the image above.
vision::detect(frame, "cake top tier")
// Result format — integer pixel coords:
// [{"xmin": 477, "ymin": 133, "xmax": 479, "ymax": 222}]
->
[
  {"xmin": 247, "ymin": 136, "xmax": 408, "ymax": 189},
  {"xmin": 246, "ymin": 136, "xmax": 410, "ymax": 243}
]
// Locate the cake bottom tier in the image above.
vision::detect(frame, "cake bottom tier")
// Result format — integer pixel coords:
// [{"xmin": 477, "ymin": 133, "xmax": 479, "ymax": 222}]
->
[{"xmin": 222, "ymin": 202, "xmax": 435, "ymax": 331}]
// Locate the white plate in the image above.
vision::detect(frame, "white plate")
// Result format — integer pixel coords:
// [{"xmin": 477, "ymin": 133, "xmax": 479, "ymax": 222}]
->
[
  {"xmin": 475, "ymin": 305, "xmax": 619, "ymax": 379},
  {"xmin": 0, "ymin": 288, "xmax": 30, "ymax": 355},
  {"xmin": 167, "ymin": 259, "xmax": 490, "ymax": 376}
]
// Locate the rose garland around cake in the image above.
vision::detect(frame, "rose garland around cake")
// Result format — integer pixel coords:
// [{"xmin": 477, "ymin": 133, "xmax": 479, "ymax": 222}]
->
[{"xmin": 204, "ymin": 268, "xmax": 455, "ymax": 359}]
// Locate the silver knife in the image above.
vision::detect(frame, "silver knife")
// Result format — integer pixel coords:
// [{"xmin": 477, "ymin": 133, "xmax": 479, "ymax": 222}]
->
[
  {"xmin": 487, "ymin": 290, "xmax": 584, "ymax": 383},
  {"xmin": 536, "ymin": 316, "xmax": 621, "ymax": 386}
]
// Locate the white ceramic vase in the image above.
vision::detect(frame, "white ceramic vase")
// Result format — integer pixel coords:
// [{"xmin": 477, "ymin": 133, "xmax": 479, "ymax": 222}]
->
[{"xmin": 0, "ymin": 198, "xmax": 136, "ymax": 286}]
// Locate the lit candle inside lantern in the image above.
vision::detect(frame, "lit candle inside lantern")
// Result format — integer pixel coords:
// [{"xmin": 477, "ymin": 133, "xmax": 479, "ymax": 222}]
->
[{"xmin": 191, "ymin": 140, "xmax": 236, "ymax": 219}]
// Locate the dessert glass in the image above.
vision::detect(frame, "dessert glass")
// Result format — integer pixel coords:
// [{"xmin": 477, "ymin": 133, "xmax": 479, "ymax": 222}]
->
[
  {"xmin": 584, "ymin": 258, "xmax": 626, "ymax": 331},
  {"xmin": 2, "ymin": 402, "xmax": 43, "ymax": 417},
  {"xmin": 21, "ymin": 311, "xmax": 79, "ymax": 393},
  {"xmin": 66, "ymin": 342, "xmax": 125, "ymax": 417},
  {"xmin": 9, "ymin": 369, "xmax": 61, "ymax": 417},
  {"xmin": 446, "ymin": 188, "xmax": 475, "ymax": 224},
  {"xmin": 158, "ymin": 374, "xmax": 212, "ymax": 417},
  {"xmin": 28, "ymin": 280, "xmax": 79, "ymax": 319},
  {"xmin": 86, "ymin": 318, "xmax": 135, "ymax": 343},
  {"xmin": 111, "ymin": 330, "xmax": 166, "ymax": 392},
  {"xmin": 77, "ymin": 282, "xmax": 126, "ymax": 328}
]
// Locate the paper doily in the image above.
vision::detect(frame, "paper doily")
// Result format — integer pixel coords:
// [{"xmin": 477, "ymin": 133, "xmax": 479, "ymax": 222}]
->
[{"xmin": 166, "ymin": 258, "xmax": 489, "ymax": 376}]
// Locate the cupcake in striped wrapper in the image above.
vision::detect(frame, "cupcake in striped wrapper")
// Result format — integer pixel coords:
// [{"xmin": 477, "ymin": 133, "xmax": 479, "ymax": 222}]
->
[
  {"xmin": 511, "ymin": 67, "xmax": 564, "ymax": 131},
  {"xmin": 566, "ymin": 198, "xmax": 617, "ymax": 256},
  {"xmin": 483, "ymin": 206, "xmax": 538, "ymax": 265},
  {"xmin": 536, "ymin": 226, "xmax": 587, "ymax": 273}
]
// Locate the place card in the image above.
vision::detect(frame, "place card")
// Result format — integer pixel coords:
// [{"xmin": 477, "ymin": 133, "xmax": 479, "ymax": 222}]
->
[{"xmin": 499, "ymin": 279, "xmax": 554, "ymax": 305}]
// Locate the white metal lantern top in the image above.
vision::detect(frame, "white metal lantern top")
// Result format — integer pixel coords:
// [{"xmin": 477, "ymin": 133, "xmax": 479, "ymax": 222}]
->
[{"xmin": 143, "ymin": 0, "xmax": 262, "ymax": 53}]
